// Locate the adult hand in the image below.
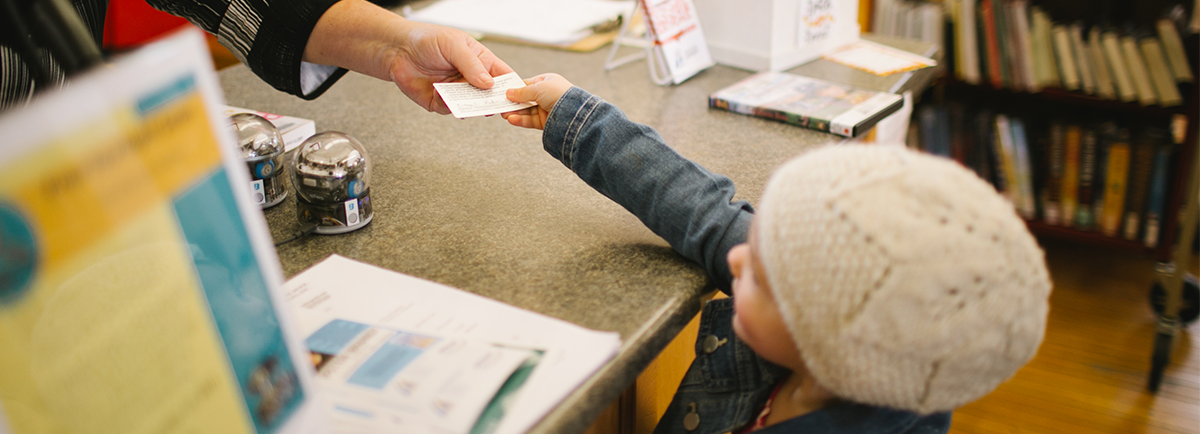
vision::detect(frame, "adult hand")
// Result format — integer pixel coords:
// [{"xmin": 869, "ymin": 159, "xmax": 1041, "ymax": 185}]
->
[
  {"xmin": 304, "ymin": 0, "xmax": 514, "ymax": 114},
  {"xmin": 388, "ymin": 21, "xmax": 514, "ymax": 114}
]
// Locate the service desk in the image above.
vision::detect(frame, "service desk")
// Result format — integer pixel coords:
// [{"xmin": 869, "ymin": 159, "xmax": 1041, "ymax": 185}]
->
[{"xmin": 218, "ymin": 34, "xmax": 938, "ymax": 434}]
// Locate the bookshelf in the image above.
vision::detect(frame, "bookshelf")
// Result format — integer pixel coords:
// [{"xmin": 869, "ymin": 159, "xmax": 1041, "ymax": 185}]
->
[{"xmin": 906, "ymin": 0, "xmax": 1198, "ymax": 262}]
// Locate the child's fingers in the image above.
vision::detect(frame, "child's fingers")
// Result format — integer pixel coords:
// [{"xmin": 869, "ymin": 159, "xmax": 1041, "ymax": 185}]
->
[{"xmin": 507, "ymin": 86, "xmax": 542, "ymax": 104}]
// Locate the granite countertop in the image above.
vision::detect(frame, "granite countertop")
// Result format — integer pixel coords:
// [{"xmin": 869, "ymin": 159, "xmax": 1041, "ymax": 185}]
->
[{"xmin": 219, "ymin": 33, "xmax": 937, "ymax": 434}]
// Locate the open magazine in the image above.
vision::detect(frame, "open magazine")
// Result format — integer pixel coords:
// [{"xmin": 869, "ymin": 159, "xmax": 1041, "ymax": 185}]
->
[{"xmin": 283, "ymin": 255, "xmax": 623, "ymax": 434}]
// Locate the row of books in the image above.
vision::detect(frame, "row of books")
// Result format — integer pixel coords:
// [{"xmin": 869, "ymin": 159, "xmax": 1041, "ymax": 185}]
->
[
  {"xmin": 872, "ymin": 0, "xmax": 946, "ymax": 46},
  {"xmin": 913, "ymin": 103, "xmax": 1178, "ymax": 248},
  {"xmin": 942, "ymin": 0, "xmax": 1194, "ymax": 106}
]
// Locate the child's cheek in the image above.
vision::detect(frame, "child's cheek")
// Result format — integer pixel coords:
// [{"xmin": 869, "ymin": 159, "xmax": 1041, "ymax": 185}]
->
[{"xmin": 730, "ymin": 297, "xmax": 751, "ymax": 344}]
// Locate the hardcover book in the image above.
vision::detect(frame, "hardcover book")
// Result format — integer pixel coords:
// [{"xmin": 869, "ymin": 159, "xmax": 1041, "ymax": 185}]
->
[
  {"xmin": 1070, "ymin": 24, "xmax": 1096, "ymax": 95},
  {"xmin": 1052, "ymin": 25, "xmax": 1080, "ymax": 91},
  {"xmin": 1043, "ymin": 121, "xmax": 1065, "ymax": 225},
  {"xmin": 1101, "ymin": 31, "xmax": 1138, "ymax": 102},
  {"xmin": 1139, "ymin": 38, "xmax": 1183, "ymax": 107},
  {"xmin": 993, "ymin": 114, "xmax": 1020, "ymax": 205},
  {"xmin": 1010, "ymin": 117, "xmax": 1037, "ymax": 218},
  {"xmin": 1120, "ymin": 35, "xmax": 1159, "ymax": 106},
  {"xmin": 1030, "ymin": 7, "xmax": 1061, "ymax": 89},
  {"xmin": 1076, "ymin": 126, "xmax": 1099, "ymax": 229},
  {"xmin": 1087, "ymin": 27, "xmax": 1117, "ymax": 100},
  {"xmin": 980, "ymin": 0, "xmax": 1003, "ymax": 88},
  {"xmin": 1009, "ymin": 0, "xmax": 1037, "ymax": 91},
  {"xmin": 1100, "ymin": 128, "xmax": 1132, "ymax": 237},
  {"xmin": 1156, "ymin": 19, "xmax": 1194, "ymax": 83},
  {"xmin": 1061, "ymin": 124, "xmax": 1082, "ymax": 226},
  {"xmin": 1123, "ymin": 134, "xmax": 1157, "ymax": 240},
  {"xmin": 955, "ymin": 0, "xmax": 981, "ymax": 84},
  {"xmin": 709, "ymin": 72, "xmax": 903, "ymax": 137},
  {"xmin": 1143, "ymin": 132, "xmax": 1173, "ymax": 248}
]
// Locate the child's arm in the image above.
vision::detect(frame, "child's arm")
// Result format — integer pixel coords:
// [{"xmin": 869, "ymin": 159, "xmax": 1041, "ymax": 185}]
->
[{"xmin": 506, "ymin": 75, "xmax": 750, "ymax": 293}]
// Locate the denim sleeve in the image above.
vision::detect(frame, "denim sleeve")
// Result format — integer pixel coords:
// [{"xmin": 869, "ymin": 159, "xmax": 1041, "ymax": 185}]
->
[{"xmin": 542, "ymin": 87, "xmax": 752, "ymax": 293}]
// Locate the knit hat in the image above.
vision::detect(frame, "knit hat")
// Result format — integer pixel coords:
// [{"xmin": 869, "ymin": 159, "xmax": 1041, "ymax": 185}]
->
[{"xmin": 755, "ymin": 144, "xmax": 1051, "ymax": 414}]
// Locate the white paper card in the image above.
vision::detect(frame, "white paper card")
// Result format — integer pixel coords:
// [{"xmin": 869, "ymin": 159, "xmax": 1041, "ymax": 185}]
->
[{"xmin": 433, "ymin": 72, "xmax": 536, "ymax": 118}]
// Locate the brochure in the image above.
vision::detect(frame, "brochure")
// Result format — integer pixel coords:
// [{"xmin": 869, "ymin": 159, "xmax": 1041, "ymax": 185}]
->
[
  {"xmin": 283, "ymin": 255, "xmax": 623, "ymax": 434},
  {"xmin": 0, "ymin": 29, "xmax": 322, "ymax": 434}
]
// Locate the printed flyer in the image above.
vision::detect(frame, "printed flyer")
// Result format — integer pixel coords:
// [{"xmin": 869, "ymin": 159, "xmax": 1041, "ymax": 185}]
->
[{"xmin": 0, "ymin": 29, "xmax": 321, "ymax": 434}]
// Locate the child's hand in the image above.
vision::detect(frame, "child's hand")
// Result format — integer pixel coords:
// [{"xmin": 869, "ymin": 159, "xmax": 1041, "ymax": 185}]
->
[{"xmin": 502, "ymin": 73, "xmax": 573, "ymax": 130}]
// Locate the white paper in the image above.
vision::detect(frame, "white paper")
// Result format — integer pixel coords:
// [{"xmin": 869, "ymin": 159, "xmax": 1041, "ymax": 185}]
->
[
  {"xmin": 433, "ymin": 72, "xmax": 536, "ymax": 118},
  {"xmin": 283, "ymin": 255, "xmax": 622, "ymax": 434},
  {"xmin": 306, "ymin": 319, "xmax": 532, "ymax": 433},
  {"xmin": 870, "ymin": 91, "xmax": 913, "ymax": 145},
  {"xmin": 408, "ymin": 0, "xmax": 632, "ymax": 45},
  {"xmin": 823, "ymin": 40, "xmax": 937, "ymax": 76}
]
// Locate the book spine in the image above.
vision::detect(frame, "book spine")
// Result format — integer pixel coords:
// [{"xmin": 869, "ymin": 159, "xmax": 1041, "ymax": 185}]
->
[
  {"xmin": 1143, "ymin": 140, "xmax": 1172, "ymax": 247},
  {"xmin": 1099, "ymin": 129, "xmax": 1131, "ymax": 237},
  {"xmin": 992, "ymin": 0, "xmax": 1014, "ymax": 88},
  {"xmin": 1043, "ymin": 121, "xmax": 1064, "ymax": 225},
  {"xmin": 994, "ymin": 114, "xmax": 1019, "ymax": 203},
  {"xmin": 1060, "ymin": 124, "xmax": 1081, "ymax": 226},
  {"xmin": 919, "ymin": 105, "xmax": 938, "ymax": 154},
  {"xmin": 1010, "ymin": 117, "xmax": 1036, "ymax": 218},
  {"xmin": 1010, "ymin": 0, "xmax": 1038, "ymax": 91},
  {"xmin": 1102, "ymin": 32, "xmax": 1138, "ymax": 102},
  {"xmin": 1092, "ymin": 122, "xmax": 1115, "ymax": 223},
  {"xmin": 1139, "ymin": 38, "xmax": 1183, "ymax": 107},
  {"xmin": 1052, "ymin": 25, "xmax": 1080, "ymax": 91},
  {"xmin": 1156, "ymin": 19, "xmax": 1194, "ymax": 83},
  {"xmin": 976, "ymin": 110, "xmax": 998, "ymax": 188},
  {"xmin": 1075, "ymin": 126, "xmax": 1098, "ymax": 229},
  {"xmin": 1069, "ymin": 24, "xmax": 1096, "ymax": 94},
  {"xmin": 980, "ymin": 0, "xmax": 1003, "ymax": 88},
  {"xmin": 1122, "ymin": 132, "xmax": 1157, "ymax": 240},
  {"xmin": 1031, "ymin": 8, "xmax": 1060, "ymax": 88},
  {"xmin": 958, "ymin": 0, "xmax": 981, "ymax": 84},
  {"xmin": 1087, "ymin": 27, "xmax": 1117, "ymax": 99},
  {"xmin": 1120, "ymin": 35, "xmax": 1159, "ymax": 106}
]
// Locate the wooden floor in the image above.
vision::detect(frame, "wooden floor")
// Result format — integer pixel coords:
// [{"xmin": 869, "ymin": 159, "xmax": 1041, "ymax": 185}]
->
[{"xmin": 950, "ymin": 238, "xmax": 1199, "ymax": 434}]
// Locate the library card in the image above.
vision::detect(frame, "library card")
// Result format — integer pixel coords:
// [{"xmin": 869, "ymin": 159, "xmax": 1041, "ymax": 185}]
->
[{"xmin": 433, "ymin": 72, "xmax": 536, "ymax": 118}]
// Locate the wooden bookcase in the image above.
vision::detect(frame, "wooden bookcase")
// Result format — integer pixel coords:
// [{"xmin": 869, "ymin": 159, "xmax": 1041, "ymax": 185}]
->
[
  {"xmin": 917, "ymin": 0, "xmax": 1198, "ymax": 262},
  {"xmin": 929, "ymin": 78, "xmax": 1196, "ymax": 261}
]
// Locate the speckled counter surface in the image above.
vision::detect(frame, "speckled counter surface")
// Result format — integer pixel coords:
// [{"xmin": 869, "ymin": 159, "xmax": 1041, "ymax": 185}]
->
[{"xmin": 219, "ymin": 34, "xmax": 937, "ymax": 434}]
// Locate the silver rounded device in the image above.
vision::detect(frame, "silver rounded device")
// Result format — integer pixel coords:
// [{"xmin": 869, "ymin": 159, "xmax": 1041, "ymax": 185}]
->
[
  {"xmin": 230, "ymin": 113, "xmax": 288, "ymax": 208},
  {"xmin": 291, "ymin": 132, "xmax": 374, "ymax": 234}
]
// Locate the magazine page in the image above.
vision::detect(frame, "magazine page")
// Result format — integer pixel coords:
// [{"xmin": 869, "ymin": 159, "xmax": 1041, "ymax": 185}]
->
[
  {"xmin": 283, "ymin": 255, "xmax": 622, "ymax": 434},
  {"xmin": 304, "ymin": 319, "xmax": 537, "ymax": 433}
]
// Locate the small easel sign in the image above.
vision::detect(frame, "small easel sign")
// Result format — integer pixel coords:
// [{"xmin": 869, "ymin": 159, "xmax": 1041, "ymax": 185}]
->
[{"xmin": 604, "ymin": 0, "xmax": 714, "ymax": 85}]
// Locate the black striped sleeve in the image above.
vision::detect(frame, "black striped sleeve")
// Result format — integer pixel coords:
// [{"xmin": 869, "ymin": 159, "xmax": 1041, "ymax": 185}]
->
[{"xmin": 147, "ymin": 0, "xmax": 346, "ymax": 99}]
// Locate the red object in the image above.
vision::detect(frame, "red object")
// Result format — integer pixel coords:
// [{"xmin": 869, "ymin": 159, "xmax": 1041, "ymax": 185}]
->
[{"xmin": 103, "ymin": 0, "xmax": 192, "ymax": 50}]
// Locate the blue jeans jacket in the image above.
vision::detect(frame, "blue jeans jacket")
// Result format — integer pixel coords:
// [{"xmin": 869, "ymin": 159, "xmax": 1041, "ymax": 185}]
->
[{"xmin": 542, "ymin": 87, "xmax": 951, "ymax": 434}]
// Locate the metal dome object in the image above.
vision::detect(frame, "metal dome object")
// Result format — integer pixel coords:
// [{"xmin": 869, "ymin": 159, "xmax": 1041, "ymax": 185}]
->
[
  {"xmin": 290, "ymin": 131, "xmax": 374, "ymax": 234},
  {"xmin": 229, "ymin": 113, "xmax": 287, "ymax": 208}
]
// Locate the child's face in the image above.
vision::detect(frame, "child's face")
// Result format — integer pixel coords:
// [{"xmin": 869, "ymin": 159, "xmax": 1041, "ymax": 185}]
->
[{"xmin": 727, "ymin": 220, "xmax": 804, "ymax": 371}]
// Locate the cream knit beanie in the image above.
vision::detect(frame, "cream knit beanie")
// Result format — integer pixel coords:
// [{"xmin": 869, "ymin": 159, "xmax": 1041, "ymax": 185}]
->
[{"xmin": 755, "ymin": 144, "xmax": 1051, "ymax": 414}]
